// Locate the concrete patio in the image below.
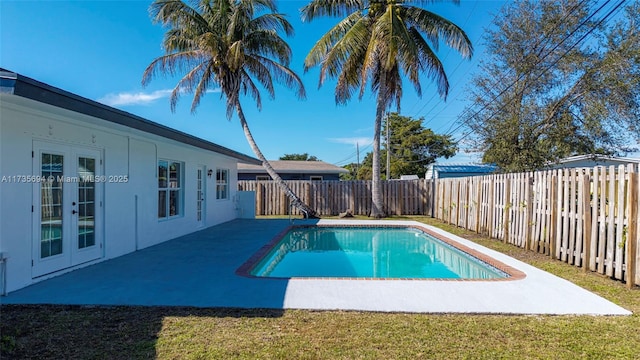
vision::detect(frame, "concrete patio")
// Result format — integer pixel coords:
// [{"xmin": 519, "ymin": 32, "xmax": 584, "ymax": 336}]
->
[{"xmin": 1, "ymin": 219, "xmax": 631, "ymax": 315}]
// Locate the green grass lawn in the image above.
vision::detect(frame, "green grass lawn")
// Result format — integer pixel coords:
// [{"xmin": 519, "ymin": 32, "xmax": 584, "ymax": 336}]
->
[{"xmin": 2, "ymin": 217, "xmax": 639, "ymax": 359}]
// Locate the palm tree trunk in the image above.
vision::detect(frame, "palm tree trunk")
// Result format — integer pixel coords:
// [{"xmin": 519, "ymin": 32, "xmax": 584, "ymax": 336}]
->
[
  {"xmin": 371, "ymin": 79, "xmax": 387, "ymax": 218},
  {"xmin": 234, "ymin": 101, "xmax": 318, "ymax": 218}
]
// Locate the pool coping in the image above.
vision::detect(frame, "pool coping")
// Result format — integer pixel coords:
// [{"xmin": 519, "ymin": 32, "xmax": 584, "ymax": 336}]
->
[{"xmin": 236, "ymin": 223, "xmax": 526, "ymax": 282}]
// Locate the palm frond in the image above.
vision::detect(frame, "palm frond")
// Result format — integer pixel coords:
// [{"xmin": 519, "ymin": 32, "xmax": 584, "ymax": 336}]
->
[
  {"xmin": 170, "ymin": 61, "xmax": 208, "ymax": 112},
  {"xmin": 239, "ymin": 69, "xmax": 263, "ymax": 112},
  {"xmin": 322, "ymin": 17, "xmax": 370, "ymax": 79},
  {"xmin": 247, "ymin": 55, "xmax": 306, "ymax": 99},
  {"xmin": 242, "ymin": 56, "xmax": 275, "ymax": 99},
  {"xmin": 301, "ymin": 0, "xmax": 365, "ymax": 22},
  {"xmin": 304, "ymin": 10, "xmax": 363, "ymax": 69},
  {"xmin": 142, "ymin": 51, "xmax": 203, "ymax": 87},
  {"xmin": 245, "ymin": 30, "xmax": 293, "ymax": 65},
  {"xmin": 334, "ymin": 27, "xmax": 369, "ymax": 103},
  {"xmin": 190, "ymin": 61, "xmax": 216, "ymax": 113},
  {"xmin": 250, "ymin": 13, "xmax": 295, "ymax": 37},
  {"xmin": 149, "ymin": 0, "xmax": 209, "ymax": 31},
  {"xmin": 408, "ymin": 25, "xmax": 449, "ymax": 97},
  {"xmin": 403, "ymin": 5, "xmax": 473, "ymax": 59}
]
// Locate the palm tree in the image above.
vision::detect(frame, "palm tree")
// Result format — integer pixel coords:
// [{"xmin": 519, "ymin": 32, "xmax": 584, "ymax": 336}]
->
[
  {"xmin": 302, "ymin": 0, "xmax": 472, "ymax": 217},
  {"xmin": 143, "ymin": 0, "xmax": 318, "ymax": 217}
]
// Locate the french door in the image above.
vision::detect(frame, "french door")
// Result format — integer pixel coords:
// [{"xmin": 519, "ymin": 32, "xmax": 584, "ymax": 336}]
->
[{"xmin": 32, "ymin": 141, "xmax": 103, "ymax": 277}]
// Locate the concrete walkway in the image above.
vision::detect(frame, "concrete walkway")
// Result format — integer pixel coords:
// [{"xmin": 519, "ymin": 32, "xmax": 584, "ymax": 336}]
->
[{"xmin": 2, "ymin": 219, "xmax": 631, "ymax": 315}]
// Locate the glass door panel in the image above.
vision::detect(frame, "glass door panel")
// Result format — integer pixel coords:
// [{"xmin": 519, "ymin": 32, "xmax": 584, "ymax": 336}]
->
[
  {"xmin": 77, "ymin": 156, "xmax": 96, "ymax": 249},
  {"xmin": 40, "ymin": 153, "xmax": 64, "ymax": 258},
  {"xmin": 71, "ymin": 149, "xmax": 102, "ymax": 265},
  {"xmin": 196, "ymin": 167, "xmax": 205, "ymax": 225},
  {"xmin": 33, "ymin": 142, "xmax": 72, "ymax": 277}
]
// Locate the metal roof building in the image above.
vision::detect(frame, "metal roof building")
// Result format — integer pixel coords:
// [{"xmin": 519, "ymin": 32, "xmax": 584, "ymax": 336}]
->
[{"xmin": 425, "ymin": 163, "xmax": 498, "ymax": 179}]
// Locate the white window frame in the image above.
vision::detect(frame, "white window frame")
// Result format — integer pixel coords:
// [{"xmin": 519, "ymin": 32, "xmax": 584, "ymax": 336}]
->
[
  {"xmin": 216, "ymin": 168, "xmax": 229, "ymax": 200},
  {"xmin": 158, "ymin": 159, "xmax": 184, "ymax": 219}
]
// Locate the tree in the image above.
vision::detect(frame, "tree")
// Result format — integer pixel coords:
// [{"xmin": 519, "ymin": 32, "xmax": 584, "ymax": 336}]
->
[
  {"xmin": 279, "ymin": 153, "xmax": 320, "ymax": 161},
  {"xmin": 464, "ymin": 0, "xmax": 640, "ymax": 172},
  {"xmin": 355, "ymin": 113, "xmax": 456, "ymax": 179},
  {"xmin": 385, "ymin": 112, "xmax": 456, "ymax": 178},
  {"xmin": 142, "ymin": 0, "xmax": 317, "ymax": 217},
  {"xmin": 302, "ymin": 0, "xmax": 472, "ymax": 217},
  {"xmin": 340, "ymin": 163, "xmax": 359, "ymax": 180}
]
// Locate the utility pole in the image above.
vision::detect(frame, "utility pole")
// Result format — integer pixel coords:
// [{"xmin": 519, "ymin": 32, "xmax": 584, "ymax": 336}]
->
[{"xmin": 385, "ymin": 112, "xmax": 390, "ymax": 180}]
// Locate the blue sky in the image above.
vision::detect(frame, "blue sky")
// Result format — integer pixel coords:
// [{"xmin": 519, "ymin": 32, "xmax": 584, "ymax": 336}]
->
[{"xmin": 1, "ymin": 0, "xmax": 507, "ymax": 166}]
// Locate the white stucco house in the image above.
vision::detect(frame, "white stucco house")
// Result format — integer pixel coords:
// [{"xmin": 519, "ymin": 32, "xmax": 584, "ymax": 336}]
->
[{"xmin": 0, "ymin": 69, "xmax": 260, "ymax": 294}]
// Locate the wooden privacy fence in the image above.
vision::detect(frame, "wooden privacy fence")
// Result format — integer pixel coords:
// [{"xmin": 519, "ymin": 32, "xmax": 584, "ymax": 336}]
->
[
  {"xmin": 434, "ymin": 165, "xmax": 640, "ymax": 287},
  {"xmin": 237, "ymin": 180, "xmax": 433, "ymax": 217}
]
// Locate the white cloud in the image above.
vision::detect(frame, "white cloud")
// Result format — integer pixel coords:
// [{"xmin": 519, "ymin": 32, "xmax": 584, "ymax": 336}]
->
[
  {"xmin": 97, "ymin": 89, "xmax": 173, "ymax": 106},
  {"xmin": 97, "ymin": 88, "xmax": 220, "ymax": 107},
  {"xmin": 328, "ymin": 137, "xmax": 372, "ymax": 147}
]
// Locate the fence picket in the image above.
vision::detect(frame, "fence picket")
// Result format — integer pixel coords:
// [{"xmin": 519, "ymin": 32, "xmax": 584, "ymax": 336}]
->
[
  {"xmin": 615, "ymin": 165, "xmax": 626, "ymax": 279},
  {"xmin": 589, "ymin": 167, "xmax": 599, "ymax": 271}
]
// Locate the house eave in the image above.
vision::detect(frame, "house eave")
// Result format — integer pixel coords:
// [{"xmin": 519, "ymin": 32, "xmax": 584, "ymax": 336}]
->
[{"xmin": 0, "ymin": 69, "xmax": 261, "ymax": 165}]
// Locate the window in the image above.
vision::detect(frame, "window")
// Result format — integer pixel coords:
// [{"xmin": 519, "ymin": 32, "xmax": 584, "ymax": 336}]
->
[
  {"xmin": 158, "ymin": 160, "xmax": 183, "ymax": 219},
  {"xmin": 256, "ymin": 175, "xmax": 270, "ymax": 181},
  {"xmin": 216, "ymin": 169, "xmax": 229, "ymax": 200},
  {"xmin": 310, "ymin": 176, "xmax": 323, "ymax": 181}
]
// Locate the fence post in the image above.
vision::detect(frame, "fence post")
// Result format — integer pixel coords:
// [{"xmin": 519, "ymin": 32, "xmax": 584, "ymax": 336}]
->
[
  {"xmin": 349, "ymin": 182, "xmax": 355, "ymax": 213},
  {"xmin": 504, "ymin": 175, "xmax": 511, "ymax": 244},
  {"xmin": 430, "ymin": 179, "xmax": 436, "ymax": 218},
  {"xmin": 305, "ymin": 182, "xmax": 312, "ymax": 214},
  {"xmin": 589, "ymin": 167, "xmax": 599, "ymax": 271},
  {"xmin": 550, "ymin": 172, "xmax": 558, "ymax": 260},
  {"xmin": 280, "ymin": 189, "xmax": 287, "ymax": 215},
  {"xmin": 474, "ymin": 178, "xmax": 481, "ymax": 233},
  {"xmin": 397, "ymin": 182, "xmax": 404, "ymax": 216},
  {"xmin": 440, "ymin": 181, "xmax": 446, "ymax": 222},
  {"xmin": 447, "ymin": 179, "xmax": 457, "ymax": 224},
  {"xmin": 525, "ymin": 173, "xmax": 534, "ymax": 250},
  {"xmin": 256, "ymin": 183, "xmax": 263, "ymax": 216},
  {"xmin": 455, "ymin": 180, "xmax": 461, "ymax": 226},
  {"xmin": 627, "ymin": 170, "xmax": 638, "ymax": 288},
  {"xmin": 488, "ymin": 177, "xmax": 495, "ymax": 237},
  {"xmin": 464, "ymin": 179, "xmax": 471, "ymax": 230},
  {"xmin": 583, "ymin": 173, "xmax": 592, "ymax": 273}
]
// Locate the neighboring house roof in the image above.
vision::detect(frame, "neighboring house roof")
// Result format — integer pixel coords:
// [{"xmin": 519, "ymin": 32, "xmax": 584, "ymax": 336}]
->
[
  {"xmin": 238, "ymin": 160, "xmax": 349, "ymax": 174},
  {"xmin": 0, "ymin": 69, "xmax": 261, "ymax": 165},
  {"xmin": 399, "ymin": 175, "xmax": 419, "ymax": 180},
  {"xmin": 555, "ymin": 154, "xmax": 640, "ymax": 165}
]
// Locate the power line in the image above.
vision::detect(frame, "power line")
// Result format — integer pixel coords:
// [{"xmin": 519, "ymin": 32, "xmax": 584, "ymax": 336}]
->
[
  {"xmin": 332, "ymin": 141, "xmax": 373, "ymax": 166},
  {"xmin": 447, "ymin": 0, "xmax": 623, "ymax": 142},
  {"xmin": 437, "ymin": 0, "xmax": 595, "ymax": 137},
  {"xmin": 417, "ymin": 0, "xmax": 589, "ymax": 131},
  {"xmin": 451, "ymin": 0, "xmax": 628, "ymax": 151}
]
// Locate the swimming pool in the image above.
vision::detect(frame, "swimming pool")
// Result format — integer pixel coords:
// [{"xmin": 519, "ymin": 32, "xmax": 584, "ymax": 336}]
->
[{"xmin": 242, "ymin": 225, "xmax": 513, "ymax": 280}]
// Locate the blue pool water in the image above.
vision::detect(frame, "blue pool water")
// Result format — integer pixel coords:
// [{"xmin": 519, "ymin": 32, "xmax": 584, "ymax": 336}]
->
[{"xmin": 250, "ymin": 227, "xmax": 508, "ymax": 279}]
